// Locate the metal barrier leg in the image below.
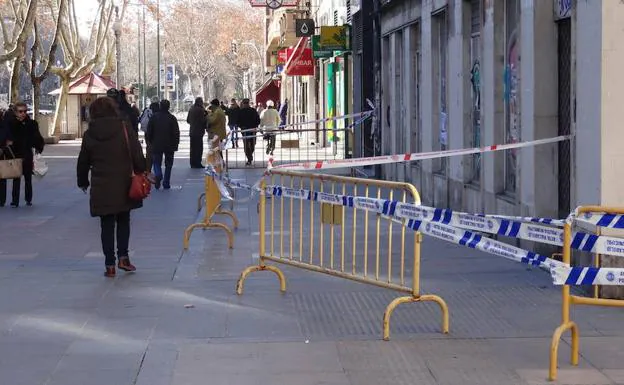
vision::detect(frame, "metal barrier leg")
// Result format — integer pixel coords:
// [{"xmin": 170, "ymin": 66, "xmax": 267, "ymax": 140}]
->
[
  {"xmin": 236, "ymin": 261, "xmax": 287, "ymax": 295},
  {"xmin": 549, "ymin": 321, "xmax": 579, "ymax": 381},
  {"xmin": 382, "ymin": 294, "xmax": 450, "ymax": 341},
  {"xmin": 215, "ymin": 207, "xmax": 240, "ymax": 230},
  {"xmin": 183, "ymin": 222, "xmax": 235, "ymax": 250}
]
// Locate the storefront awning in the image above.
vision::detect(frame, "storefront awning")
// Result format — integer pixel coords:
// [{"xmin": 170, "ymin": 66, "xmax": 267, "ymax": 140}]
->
[
  {"xmin": 255, "ymin": 78, "xmax": 281, "ymax": 106},
  {"xmin": 284, "ymin": 37, "xmax": 309, "ymax": 74}
]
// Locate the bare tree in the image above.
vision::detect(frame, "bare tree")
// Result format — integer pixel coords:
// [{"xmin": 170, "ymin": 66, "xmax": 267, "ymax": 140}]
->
[
  {"xmin": 163, "ymin": 0, "xmax": 263, "ymax": 101},
  {"xmin": 48, "ymin": 0, "xmax": 127, "ymax": 136},
  {"xmin": 20, "ymin": 0, "xmax": 65, "ymax": 117},
  {"xmin": 0, "ymin": 0, "xmax": 39, "ymax": 101}
]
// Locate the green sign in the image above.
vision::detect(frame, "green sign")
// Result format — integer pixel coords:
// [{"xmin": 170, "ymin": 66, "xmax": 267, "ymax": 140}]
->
[
  {"xmin": 312, "ymin": 35, "xmax": 332, "ymax": 58},
  {"xmin": 319, "ymin": 26, "xmax": 350, "ymax": 51}
]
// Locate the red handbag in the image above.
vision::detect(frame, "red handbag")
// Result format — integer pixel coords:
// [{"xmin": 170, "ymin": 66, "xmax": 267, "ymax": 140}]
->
[{"xmin": 122, "ymin": 123, "xmax": 151, "ymax": 200}]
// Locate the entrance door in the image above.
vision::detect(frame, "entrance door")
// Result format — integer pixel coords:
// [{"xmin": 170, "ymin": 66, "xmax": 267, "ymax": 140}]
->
[{"xmin": 557, "ymin": 18, "xmax": 572, "ymax": 218}]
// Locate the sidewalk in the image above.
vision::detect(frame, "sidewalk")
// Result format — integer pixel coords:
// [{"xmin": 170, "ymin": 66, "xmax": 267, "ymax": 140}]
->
[{"xmin": 0, "ymin": 141, "xmax": 623, "ymax": 385}]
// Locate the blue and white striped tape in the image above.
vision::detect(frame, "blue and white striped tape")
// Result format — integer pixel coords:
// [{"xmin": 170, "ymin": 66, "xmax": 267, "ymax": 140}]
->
[
  {"xmin": 267, "ymin": 185, "xmax": 624, "ymax": 259},
  {"xmin": 551, "ymin": 266, "xmax": 624, "ymax": 286},
  {"xmin": 570, "ymin": 209, "xmax": 624, "ymax": 230},
  {"xmin": 265, "ymin": 185, "xmax": 565, "ymax": 272}
]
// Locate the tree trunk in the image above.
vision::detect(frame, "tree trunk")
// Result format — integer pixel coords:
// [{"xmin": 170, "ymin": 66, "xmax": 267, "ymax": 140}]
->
[
  {"xmin": 51, "ymin": 76, "xmax": 69, "ymax": 137},
  {"xmin": 32, "ymin": 79, "xmax": 41, "ymax": 122},
  {"xmin": 199, "ymin": 78, "xmax": 205, "ymax": 100},
  {"xmin": 9, "ymin": 58, "xmax": 20, "ymax": 103}
]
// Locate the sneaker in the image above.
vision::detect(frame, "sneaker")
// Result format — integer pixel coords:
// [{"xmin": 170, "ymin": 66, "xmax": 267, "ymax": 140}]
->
[
  {"xmin": 10, "ymin": 202, "xmax": 18, "ymax": 208},
  {"xmin": 26, "ymin": 202, "xmax": 32, "ymax": 206}
]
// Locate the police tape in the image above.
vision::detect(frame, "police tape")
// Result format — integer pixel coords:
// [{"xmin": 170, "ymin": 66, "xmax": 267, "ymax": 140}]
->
[
  {"xmin": 234, "ymin": 110, "xmax": 374, "ymax": 136},
  {"xmin": 270, "ymin": 135, "xmax": 571, "ymax": 171},
  {"xmin": 265, "ymin": 185, "xmax": 624, "ymax": 259},
  {"xmin": 222, "ymin": 112, "xmax": 374, "ymax": 151},
  {"xmin": 568, "ymin": 209, "xmax": 624, "ymax": 230},
  {"xmin": 551, "ymin": 266, "xmax": 624, "ymax": 286},
  {"xmin": 265, "ymin": 185, "xmax": 565, "ymax": 271}
]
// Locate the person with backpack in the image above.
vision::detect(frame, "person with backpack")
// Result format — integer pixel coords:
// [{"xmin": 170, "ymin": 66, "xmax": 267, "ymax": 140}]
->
[{"xmin": 139, "ymin": 98, "xmax": 160, "ymax": 171}]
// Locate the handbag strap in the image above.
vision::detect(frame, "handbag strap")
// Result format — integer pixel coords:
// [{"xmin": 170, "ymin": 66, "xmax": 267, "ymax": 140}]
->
[
  {"xmin": 121, "ymin": 122, "xmax": 135, "ymax": 176},
  {"xmin": 1, "ymin": 146, "xmax": 16, "ymax": 160}
]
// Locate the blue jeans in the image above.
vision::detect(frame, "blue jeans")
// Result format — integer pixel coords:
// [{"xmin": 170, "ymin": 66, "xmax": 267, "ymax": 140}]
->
[{"xmin": 152, "ymin": 151, "xmax": 174, "ymax": 188}]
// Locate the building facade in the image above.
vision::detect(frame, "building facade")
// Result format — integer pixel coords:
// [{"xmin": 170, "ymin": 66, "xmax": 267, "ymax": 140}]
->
[{"xmin": 375, "ymin": 0, "xmax": 624, "ymax": 223}]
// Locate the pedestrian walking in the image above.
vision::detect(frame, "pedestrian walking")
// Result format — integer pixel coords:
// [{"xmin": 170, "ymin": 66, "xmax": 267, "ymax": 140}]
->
[
  {"xmin": 226, "ymin": 99, "xmax": 240, "ymax": 148},
  {"xmin": 187, "ymin": 97, "xmax": 207, "ymax": 168},
  {"xmin": 237, "ymin": 98, "xmax": 261, "ymax": 166},
  {"xmin": 107, "ymin": 88, "xmax": 139, "ymax": 133},
  {"xmin": 77, "ymin": 97, "xmax": 147, "ymax": 277},
  {"xmin": 207, "ymin": 98, "xmax": 227, "ymax": 142},
  {"xmin": 260, "ymin": 100, "xmax": 280, "ymax": 156},
  {"xmin": 140, "ymin": 99, "xmax": 160, "ymax": 171},
  {"xmin": 0, "ymin": 102, "xmax": 44, "ymax": 207},
  {"xmin": 146, "ymin": 100, "xmax": 180, "ymax": 190},
  {"xmin": 278, "ymin": 98, "xmax": 288, "ymax": 130}
]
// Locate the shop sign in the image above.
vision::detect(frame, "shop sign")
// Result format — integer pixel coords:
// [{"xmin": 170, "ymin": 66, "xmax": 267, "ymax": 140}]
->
[
  {"xmin": 285, "ymin": 48, "xmax": 314, "ymax": 76},
  {"xmin": 319, "ymin": 26, "xmax": 350, "ymax": 51},
  {"xmin": 295, "ymin": 19, "xmax": 315, "ymax": 37},
  {"xmin": 312, "ymin": 36, "xmax": 332, "ymax": 58},
  {"xmin": 277, "ymin": 48, "xmax": 288, "ymax": 64}
]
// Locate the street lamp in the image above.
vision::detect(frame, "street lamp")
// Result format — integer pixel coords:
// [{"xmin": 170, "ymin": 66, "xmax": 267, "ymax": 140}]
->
[{"xmin": 113, "ymin": 7, "xmax": 122, "ymax": 88}]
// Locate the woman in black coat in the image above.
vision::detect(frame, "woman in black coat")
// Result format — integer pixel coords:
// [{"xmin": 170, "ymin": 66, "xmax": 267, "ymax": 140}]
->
[
  {"xmin": 0, "ymin": 102, "xmax": 44, "ymax": 207},
  {"xmin": 77, "ymin": 97, "xmax": 147, "ymax": 277}
]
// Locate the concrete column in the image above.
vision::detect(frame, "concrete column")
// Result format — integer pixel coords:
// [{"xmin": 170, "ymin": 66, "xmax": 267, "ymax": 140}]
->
[
  {"xmin": 481, "ymin": 0, "xmax": 505, "ymax": 212},
  {"xmin": 518, "ymin": 0, "xmax": 558, "ymax": 217},
  {"xmin": 575, "ymin": 0, "xmax": 624, "ymax": 298},
  {"xmin": 447, "ymin": 0, "xmax": 471, "ymax": 209}
]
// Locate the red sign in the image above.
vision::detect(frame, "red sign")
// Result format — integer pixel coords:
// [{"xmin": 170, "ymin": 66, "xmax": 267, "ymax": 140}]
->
[
  {"xmin": 277, "ymin": 49, "xmax": 288, "ymax": 64},
  {"xmin": 285, "ymin": 48, "xmax": 314, "ymax": 76}
]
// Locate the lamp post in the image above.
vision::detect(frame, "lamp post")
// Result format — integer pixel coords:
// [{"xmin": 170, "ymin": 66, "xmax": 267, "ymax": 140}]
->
[
  {"xmin": 175, "ymin": 74, "xmax": 180, "ymax": 111},
  {"xmin": 156, "ymin": 0, "xmax": 161, "ymax": 100},
  {"xmin": 113, "ymin": 7, "xmax": 122, "ymax": 88}
]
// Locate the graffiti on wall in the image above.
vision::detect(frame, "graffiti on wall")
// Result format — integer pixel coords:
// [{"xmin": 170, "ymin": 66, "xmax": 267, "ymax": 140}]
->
[
  {"xmin": 504, "ymin": 28, "xmax": 520, "ymax": 191},
  {"xmin": 470, "ymin": 59, "xmax": 481, "ymax": 181}
]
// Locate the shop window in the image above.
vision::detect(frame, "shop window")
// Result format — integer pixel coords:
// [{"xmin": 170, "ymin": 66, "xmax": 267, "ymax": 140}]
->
[
  {"xmin": 410, "ymin": 23, "xmax": 421, "ymax": 160},
  {"xmin": 433, "ymin": 9, "xmax": 448, "ymax": 175},
  {"xmin": 394, "ymin": 30, "xmax": 405, "ymax": 155},
  {"xmin": 469, "ymin": 0, "xmax": 482, "ymax": 184}
]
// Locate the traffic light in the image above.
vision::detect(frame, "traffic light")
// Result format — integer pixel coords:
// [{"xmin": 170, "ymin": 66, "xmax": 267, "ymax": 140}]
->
[{"xmin": 231, "ymin": 41, "xmax": 238, "ymax": 55}]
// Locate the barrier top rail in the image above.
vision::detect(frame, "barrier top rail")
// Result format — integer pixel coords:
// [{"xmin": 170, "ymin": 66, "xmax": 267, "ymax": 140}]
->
[{"xmin": 267, "ymin": 169, "xmax": 422, "ymax": 205}]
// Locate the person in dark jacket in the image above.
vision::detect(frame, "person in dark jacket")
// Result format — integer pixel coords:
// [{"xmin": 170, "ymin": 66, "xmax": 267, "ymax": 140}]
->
[
  {"xmin": 0, "ymin": 102, "xmax": 44, "ymax": 207},
  {"xmin": 226, "ymin": 98, "xmax": 240, "ymax": 148},
  {"xmin": 237, "ymin": 98, "xmax": 261, "ymax": 166},
  {"xmin": 141, "ymin": 100, "xmax": 160, "ymax": 171},
  {"xmin": 107, "ymin": 88, "xmax": 139, "ymax": 133},
  {"xmin": 146, "ymin": 100, "xmax": 180, "ymax": 190},
  {"xmin": 77, "ymin": 97, "xmax": 146, "ymax": 277},
  {"xmin": 186, "ymin": 97, "xmax": 207, "ymax": 168}
]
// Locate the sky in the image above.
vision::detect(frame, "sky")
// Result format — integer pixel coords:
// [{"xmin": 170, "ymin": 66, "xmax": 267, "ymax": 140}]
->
[{"xmin": 74, "ymin": 1, "xmax": 174, "ymax": 36}]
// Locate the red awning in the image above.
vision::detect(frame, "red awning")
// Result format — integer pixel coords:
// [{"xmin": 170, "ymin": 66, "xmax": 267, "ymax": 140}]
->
[
  {"xmin": 284, "ymin": 37, "xmax": 309, "ymax": 74},
  {"xmin": 255, "ymin": 79, "xmax": 281, "ymax": 106},
  {"xmin": 48, "ymin": 72, "xmax": 116, "ymax": 95}
]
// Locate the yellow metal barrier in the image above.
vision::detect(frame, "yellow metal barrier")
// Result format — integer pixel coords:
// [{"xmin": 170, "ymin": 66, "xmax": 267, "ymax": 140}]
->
[
  {"xmin": 236, "ymin": 170, "xmax": 449, "ymax": 340},
  {"xmin": 183, "ymin": 143, "xmax": 239, "ymax": 249},
  {"xmin": 549, "ymin": 206, "xmax": 624, "ymax": 381}
]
